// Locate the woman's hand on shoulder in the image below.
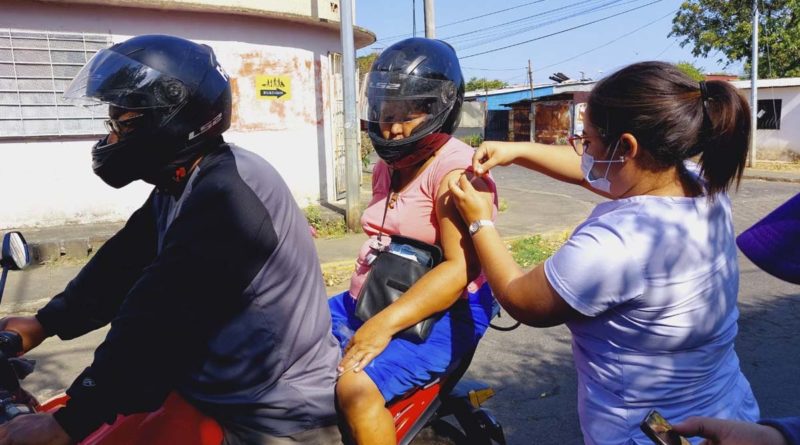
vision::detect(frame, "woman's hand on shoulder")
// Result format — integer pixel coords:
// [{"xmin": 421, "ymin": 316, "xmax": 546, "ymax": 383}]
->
[
  {"xmin": 473, "ymin": 141, "xmax": 519, "ymax": 176},
  {"xmin": 448, "ymin": 171, "xmax": 495, "ymax": 228}
]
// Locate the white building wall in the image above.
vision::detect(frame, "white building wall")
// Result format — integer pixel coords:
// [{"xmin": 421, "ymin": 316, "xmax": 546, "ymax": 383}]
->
[
  {"xmin": 735, "ymin": 82, "xmax": 800, "ymax": 158},
  {"xmin": 1, "ymin": 0, "xmax": 348, "ymax": 228}
]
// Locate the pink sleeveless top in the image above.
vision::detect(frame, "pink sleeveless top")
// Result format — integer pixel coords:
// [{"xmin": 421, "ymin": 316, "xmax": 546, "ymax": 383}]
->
[{"xmin": 348, "ymin": 137, "xmax": 498, "ymax": 299}]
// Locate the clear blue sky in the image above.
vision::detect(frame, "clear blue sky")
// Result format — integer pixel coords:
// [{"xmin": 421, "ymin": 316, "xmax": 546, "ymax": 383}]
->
[{"xmin": 355, "ymin": 0, "xmax": 744, "ymax": 86}]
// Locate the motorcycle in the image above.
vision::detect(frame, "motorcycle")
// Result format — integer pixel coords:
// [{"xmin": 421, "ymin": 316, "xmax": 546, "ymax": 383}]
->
[{"xmin": 0, "ymin": 231, "xmax": 506, "ymax": 445}]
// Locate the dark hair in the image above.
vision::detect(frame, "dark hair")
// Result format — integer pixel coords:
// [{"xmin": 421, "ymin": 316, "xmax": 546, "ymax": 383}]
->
[{"xmin": 587, "ymin": 61, "xmax": 750, "ymax": 195}]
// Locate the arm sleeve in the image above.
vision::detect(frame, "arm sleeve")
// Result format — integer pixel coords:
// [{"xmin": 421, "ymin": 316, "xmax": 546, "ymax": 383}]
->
[
  {"xmin": 52, "ymin": 174, "xmax": 279, "ymax": 441},
  {"xmin": 759, "ymin": 417, "xmax": 800, "ymax": 445},
  {"xmin": 35, "ymin": 194, "xmax": 158, "ymax": 339},
  {"xmin": 544, "ymin": 222, "xmax": 644, "ymax": 317}
]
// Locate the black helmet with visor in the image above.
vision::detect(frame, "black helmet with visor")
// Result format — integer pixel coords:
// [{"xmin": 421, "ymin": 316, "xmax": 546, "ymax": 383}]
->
[
  {"xmin": 63, "ymin": 34, "xmax": 231, "ymax": 189},
  {"xmin": 361, "ymin": 38, "xmax": 464, "ymax": 168}
]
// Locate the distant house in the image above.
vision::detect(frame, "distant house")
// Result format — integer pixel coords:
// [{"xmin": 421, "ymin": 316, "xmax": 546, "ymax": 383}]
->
[
  {"xmin": 1, "ymin": 0, "xmax": 375, "ymax": 228},
  {"xmin": 466, "ymin": 81, "xmax": 595, "ymax": 143},
  {"xmin": 731, "ymin": 77, "xmax": 800, "ymax": 160},
  {"xmin": 465, "ymin": 85, "xmax": 532, "ymax": 141}
]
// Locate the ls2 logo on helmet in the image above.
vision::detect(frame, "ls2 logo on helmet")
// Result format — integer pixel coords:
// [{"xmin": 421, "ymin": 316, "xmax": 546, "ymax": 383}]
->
[
  {"xmin": 370, "ymin": 82, "xmax": 401, "ymax": 90},
  {"xmin": 189, "ymin": 113, "xmax": 223, "ymax": 140}
]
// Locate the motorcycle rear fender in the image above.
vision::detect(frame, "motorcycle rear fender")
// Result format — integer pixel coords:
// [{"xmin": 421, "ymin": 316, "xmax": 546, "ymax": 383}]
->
[{"xmin": 42, "ymin": 392, "xmax": 223, "ymax": 445}]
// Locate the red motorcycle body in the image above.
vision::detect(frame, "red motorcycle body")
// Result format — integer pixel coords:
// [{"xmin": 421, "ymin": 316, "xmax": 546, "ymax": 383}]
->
[{"xmin": 41, "ymin": 380, "xmax": 446, "ymax": 444}]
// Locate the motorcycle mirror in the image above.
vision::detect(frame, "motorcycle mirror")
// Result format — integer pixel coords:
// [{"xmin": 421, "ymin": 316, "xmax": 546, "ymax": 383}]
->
[{"xmin": 1, "ymin": 232, "xmax": 31, "ymax": 271}]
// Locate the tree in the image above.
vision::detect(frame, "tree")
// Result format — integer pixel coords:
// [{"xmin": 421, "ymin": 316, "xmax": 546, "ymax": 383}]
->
[
  {"xmin": 465, "ymin": 77, "xmax": 509, "ymax": 92},
  {"xmin": 676, "ymin": 61, "xmax": 706, "ymax": 81},
  {"xmin": 356, "ymin": 52, "xmax": 379, "ymax": 80},
  {"xmin": 671, "ymin": 0, "xmax": 800, "ymax": 78}
]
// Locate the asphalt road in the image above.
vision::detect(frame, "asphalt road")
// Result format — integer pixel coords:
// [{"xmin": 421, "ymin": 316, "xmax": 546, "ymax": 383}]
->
[{"xmin": 3, "ymin": 166, "xmax": 799, "ymax": 445}]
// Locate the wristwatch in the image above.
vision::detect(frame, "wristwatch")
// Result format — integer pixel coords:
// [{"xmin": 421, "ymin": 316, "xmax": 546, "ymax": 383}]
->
[{"xmin": 468, "ymin": 219, "xmax": 494, "ymax": 236}]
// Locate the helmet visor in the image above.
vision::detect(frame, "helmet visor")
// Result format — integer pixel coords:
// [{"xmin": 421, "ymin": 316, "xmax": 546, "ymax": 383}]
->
[
  {"xmin": 360, "ymin": 71, "xmax": 457, "ymax": 125},
  {"xmin": 63, "ymin": 48, "xmax": 190, "ymax": 110}
]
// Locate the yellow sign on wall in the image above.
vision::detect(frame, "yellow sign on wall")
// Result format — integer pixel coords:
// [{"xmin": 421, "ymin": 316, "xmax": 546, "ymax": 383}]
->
[{"xmin": 256, "ymin": 75, "xmax": 291, "ymax": 101}]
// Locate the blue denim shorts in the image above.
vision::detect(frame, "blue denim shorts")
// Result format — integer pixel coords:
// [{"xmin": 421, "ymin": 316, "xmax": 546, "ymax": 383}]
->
[{"xmin": 328, "ymin": 282, "xmax": 496, "ymax": 402}]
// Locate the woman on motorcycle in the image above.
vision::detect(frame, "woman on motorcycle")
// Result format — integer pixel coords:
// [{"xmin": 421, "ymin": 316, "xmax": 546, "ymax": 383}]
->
[
  {"xmin": 448, "ymin": 61, "xmax": 759, "ymax": 444},
  {"xmin": 329, "ymin": 38, "xmax": 497, "ymax": 445}
]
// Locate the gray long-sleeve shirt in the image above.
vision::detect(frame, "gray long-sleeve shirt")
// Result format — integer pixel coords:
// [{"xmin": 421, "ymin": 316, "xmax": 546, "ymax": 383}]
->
[{"xmin": 37, "ymin": 143, "xmax": 339, "ymax": 440}]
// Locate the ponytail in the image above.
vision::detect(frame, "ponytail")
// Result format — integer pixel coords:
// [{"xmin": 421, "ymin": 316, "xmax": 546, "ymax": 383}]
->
[
  {"xmin": 697, "ymin": 80, "xmax": 751, "ymax": 196},
  {"xmin": 587, "ymin": 62, "xmax": 751, "ymax": 197}
]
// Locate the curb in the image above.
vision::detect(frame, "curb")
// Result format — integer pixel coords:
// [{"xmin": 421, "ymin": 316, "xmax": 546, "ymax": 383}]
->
[
  {"xmin": 743, "ymin": 173, "xmax": 800, "ymax": 184},
  {"xmin": 28, "ymin": 237, "xmax": 109, "ymax": 264}
]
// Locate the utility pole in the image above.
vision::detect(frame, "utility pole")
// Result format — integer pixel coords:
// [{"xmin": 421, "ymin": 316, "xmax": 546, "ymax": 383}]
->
[
  {"xmin": 528, "ymin": 59, "xmax": 536, "ymax": 143},
  {"xmin": 339, "ymin": 0, "xmax": 361, "ymax": 231},
  {"xmin": 424, "ymin": 0, "xmax": 435, "ymax": 38},
  {"xmin": 412, "ymin": 0, "xmax": 417, "ymax": 37},
  {"xmin": 749, "ymin": 0, "xmax": 758, "ymax": 167}
]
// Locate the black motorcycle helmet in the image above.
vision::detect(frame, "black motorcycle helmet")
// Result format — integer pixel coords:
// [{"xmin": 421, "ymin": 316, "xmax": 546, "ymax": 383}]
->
[
  {"xmin": 361, "ymin": 38, "xmax": 464, "ymax": 168},
  {"xmin": 63, "ymin": 34, "xmax": 231, "ymax": 189}
]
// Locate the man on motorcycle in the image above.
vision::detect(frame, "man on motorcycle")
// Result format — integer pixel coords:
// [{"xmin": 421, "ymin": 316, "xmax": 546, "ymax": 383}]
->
[{"xmin": 0, "ymin": 35, "xmax": 341, "ymax": 445}]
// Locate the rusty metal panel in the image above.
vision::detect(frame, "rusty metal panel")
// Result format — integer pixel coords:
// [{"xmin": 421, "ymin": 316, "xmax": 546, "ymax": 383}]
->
[
  {"xmin": 512, "ymin": 106, "xmax": 530, "ymax": 142},
  {"xmin": 534, "ymin": 101, "xmax": 570, "ymax": 145}
]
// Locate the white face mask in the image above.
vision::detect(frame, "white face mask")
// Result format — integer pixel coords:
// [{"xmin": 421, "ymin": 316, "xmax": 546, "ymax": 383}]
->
[{"xmin": 580, "ymin": 139, "xmax": 626, "ymax": 193}]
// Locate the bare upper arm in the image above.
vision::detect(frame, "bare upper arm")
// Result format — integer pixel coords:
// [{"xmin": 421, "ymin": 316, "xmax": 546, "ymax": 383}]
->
[
  {"xmin": 506, "ymin": 264, "xmax": 583, "ymax": 327},
  {"xmin": 434, "ymin": 169, "xmax": 494, "ymax": 278}
]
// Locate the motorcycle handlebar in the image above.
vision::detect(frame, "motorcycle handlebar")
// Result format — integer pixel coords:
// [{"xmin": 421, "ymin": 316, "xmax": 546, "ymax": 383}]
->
[{"xmin": 0, "ymin": 331, "xmax": 23, "ymax": 359}]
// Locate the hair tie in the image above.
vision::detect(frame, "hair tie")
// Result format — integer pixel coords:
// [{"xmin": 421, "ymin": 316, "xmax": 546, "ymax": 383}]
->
[
  {"xmin": 699, "ymin": 81, "xmax": 709, "ymax": 103},
  {"xmin": 698, "ymin": 80, "xmax": 712, "ymax": 132}
]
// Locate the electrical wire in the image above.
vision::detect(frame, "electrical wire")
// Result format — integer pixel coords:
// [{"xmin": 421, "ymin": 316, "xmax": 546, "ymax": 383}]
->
[
  {"xmin": 375, "ymin": 0, "xmax": 546, "ymax": 43},
  {"xmin": 451, "ymin": 0, "xmax": 648, "ymax": 52},
  {"xmin": 442, "ymin": 0, "xmax": 614, "ymax": 42},
  {"xmin": 462, "ymin": 65, "xmax": 525, "ymax": 71},
  {"xmin": 460, "ymin": 0, "xmax": 665, "ymax": 59},
  {"xmin": 759, "ymin": 0, "xmax": 780, "ymax": 132},
  {"xmin": 534, "ymin": 8, "xmax": 678, "ymax": 72},
  {"xmin": 374, "ymin": 0, "xmax": 550, "ymax": 43}
]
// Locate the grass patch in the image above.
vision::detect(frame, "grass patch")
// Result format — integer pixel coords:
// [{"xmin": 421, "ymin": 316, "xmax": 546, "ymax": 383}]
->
[
  {"xmin": 459, "ymin": 134, "xmax": 484, "ymax": 147},
  {"xmin": 508, "ymin": 232, "xmax": 568, "ymax": 268},
  {"xmin": 304, "ymin": 205, "xmax": 348, "ymax": 238},
  {"xmin": 498, "ymin": 198, "xmax": 509, "ymax": 212},
  {"xmin": 753, "ymin": 160, "xmax": 800, "ymax": 172}
]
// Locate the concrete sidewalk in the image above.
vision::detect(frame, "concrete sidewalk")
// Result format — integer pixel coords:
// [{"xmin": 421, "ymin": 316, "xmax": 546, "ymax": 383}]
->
[{"xmin": 8, "ymin": 166, "xmax": 800, "ymax": 272}]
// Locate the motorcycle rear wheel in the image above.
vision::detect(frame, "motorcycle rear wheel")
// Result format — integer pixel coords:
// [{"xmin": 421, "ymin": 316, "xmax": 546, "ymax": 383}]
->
[{"xmin": 409, "ymin": 419, "xmax": 468, "ymax": 445}]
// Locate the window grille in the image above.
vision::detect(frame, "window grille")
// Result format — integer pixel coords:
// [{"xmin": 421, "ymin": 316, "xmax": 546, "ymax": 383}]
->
[
  {"xmin": 756, "ymin": 99, "xmax": 782, "ymax": 130},
  {"xmin": 0, "ymin": 29, "xmax": 112, "ymax": 137}
]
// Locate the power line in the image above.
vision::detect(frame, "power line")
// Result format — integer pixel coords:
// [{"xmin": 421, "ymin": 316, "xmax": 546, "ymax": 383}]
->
[
  {"xmin": 462, "ymin": 65, "xmax": 525, "ymax": 71},
  {"xmin": 374, "ymin": 0, "xmax": 549, "ymax": 44},
  {"xmin": 451, "ymin": 0, "xmax": 647, "ymax": 51},
  {"xmin": 655, "ymin": 39, "xmax": 677, "ymax": 58},
  {"xmin": 442, "ymin": 0, "xmax": 612, "ymax": 42},
  {"xmin": 460, "ymin": 0, "xmax": 665, "ymax": 59},
  {"xmin": 535, "ymin": 8, "xmax": 678, "ymax": 72}
]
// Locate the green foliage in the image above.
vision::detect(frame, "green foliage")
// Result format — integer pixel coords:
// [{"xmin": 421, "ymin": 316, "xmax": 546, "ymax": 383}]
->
[
  {"xmin": 304, "ymin": 205, "xmax": 347, "ymax": 238},
  {"xmin": 459, "ymin": 133, "xmax": 484, "ymax": 147},
  {"xmin": 357, "ymin": 52, "xmax": 379, "ymax": 79},
  {"xmin": 361, "ymin": 131, "xmax": 374, "ymax": 169},
  {"xmin": 508, "ymin": 234, "xmax": 566, "ymax": 268},
  {"xmin": 498, "ymin": 198, "xmax": 509, "ymax": 212},
  {"xmin": 671, "ymin": 0, "xmax": 800, "ymax": 78},
  {"xmin": 465, "ymin": 77, "xmax": 509, "ymax": 92},
  {"xmin": 676, "ymin": 61, "xmax": 706, "ymax": 81}
]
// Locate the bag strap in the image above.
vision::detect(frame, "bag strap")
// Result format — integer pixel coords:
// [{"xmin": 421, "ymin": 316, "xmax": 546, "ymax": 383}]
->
[{"xmin": 376, "ymin": 170, "xmax": 401, "ymax": 245}]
